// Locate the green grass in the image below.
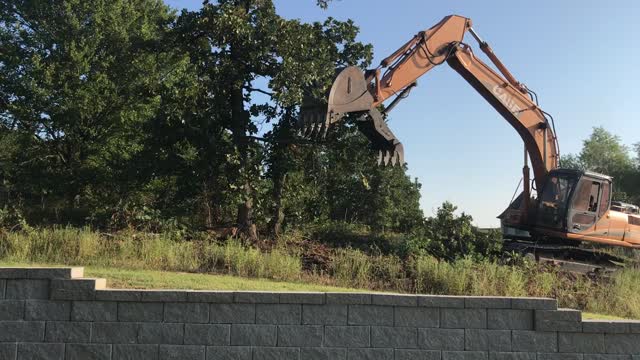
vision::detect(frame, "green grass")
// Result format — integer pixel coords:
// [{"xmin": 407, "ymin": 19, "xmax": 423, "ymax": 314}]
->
[{"xmin": 582, "ymin": 312, "xmax": 629, "ymax": 321}]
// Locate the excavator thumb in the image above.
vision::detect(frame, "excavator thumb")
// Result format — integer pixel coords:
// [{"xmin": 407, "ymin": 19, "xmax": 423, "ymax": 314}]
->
[{"xmin": 298, "ymin": 66, "xmax": 404, "ymax": 166}]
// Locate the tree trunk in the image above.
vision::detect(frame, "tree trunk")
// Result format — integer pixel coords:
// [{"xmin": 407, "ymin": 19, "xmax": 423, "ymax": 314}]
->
[{"xmin": 269, "ymin": 172, "xmax": 286, "ymax": 237}]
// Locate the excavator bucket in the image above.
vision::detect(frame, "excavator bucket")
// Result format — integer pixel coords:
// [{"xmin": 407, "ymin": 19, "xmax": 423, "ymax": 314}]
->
[{"xmin": 299, "ymin": 66, "xmax": 404, "ymax": 166}]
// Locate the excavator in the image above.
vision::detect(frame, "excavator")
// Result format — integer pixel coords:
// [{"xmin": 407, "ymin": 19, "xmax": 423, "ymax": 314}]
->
[{"xmin": 299, "ymin": 15, "xmax": 640, "ymax": 269}]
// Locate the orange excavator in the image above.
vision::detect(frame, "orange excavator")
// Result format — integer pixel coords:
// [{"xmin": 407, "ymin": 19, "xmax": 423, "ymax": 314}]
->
[{"xmin": 300, "ymin": 15, "xmax": 640, "ymax": 267}]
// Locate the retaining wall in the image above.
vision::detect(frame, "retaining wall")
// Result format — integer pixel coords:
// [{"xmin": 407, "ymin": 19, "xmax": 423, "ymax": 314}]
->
[{"xmin": 0, "ymin": 267, "xmax": 639, "ymax": 360}]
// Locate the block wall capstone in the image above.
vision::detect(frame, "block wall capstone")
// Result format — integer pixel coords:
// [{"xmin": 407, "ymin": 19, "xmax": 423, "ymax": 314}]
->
[{"xmin": 0, "ymin": 267, "xmax": 639, "ymax": 360}]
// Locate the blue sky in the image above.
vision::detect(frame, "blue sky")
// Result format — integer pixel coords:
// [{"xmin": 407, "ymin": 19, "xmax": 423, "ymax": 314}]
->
[{"xmin": 165, "ymin": 0, "xmax": 640, "ymax": 227}]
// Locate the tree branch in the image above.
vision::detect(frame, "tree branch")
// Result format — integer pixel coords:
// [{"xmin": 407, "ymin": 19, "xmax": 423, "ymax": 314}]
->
[{"xmin": 245, "ymin": 87, "xmax": 274, "ymax": 97}]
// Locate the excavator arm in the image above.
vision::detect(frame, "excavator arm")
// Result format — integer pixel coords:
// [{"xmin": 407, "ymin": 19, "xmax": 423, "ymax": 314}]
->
[{"xmin": 299, "ymin": 15, "xmax": 559, "ymax": 191}]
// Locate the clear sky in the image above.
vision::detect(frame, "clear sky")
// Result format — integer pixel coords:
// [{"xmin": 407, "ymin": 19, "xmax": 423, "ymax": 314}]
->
[{"xmin": 165, "ymin": 0, "xmax": 640, "ymax": 227}]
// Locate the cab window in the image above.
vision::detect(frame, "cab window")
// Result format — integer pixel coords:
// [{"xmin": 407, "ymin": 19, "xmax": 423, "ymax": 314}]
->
[{"xmin": 598, "ymin": 182, "xmax": 610, "ymax": 217}]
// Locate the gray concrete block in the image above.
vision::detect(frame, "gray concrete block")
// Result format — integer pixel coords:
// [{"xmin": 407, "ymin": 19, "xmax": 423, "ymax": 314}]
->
[
  {"xmin": 71, "ymin": 301, "xmax": 117, "ymax": 321},
  {"xmin": 45, "ymin": 321, "xmax": 91, "ymax": 342},
  {"xmin": 537, "ymin": 353, "xmax": 584, "ymax": 360},
  {"xmin": 112, "ymin": 344, "xmax": 158, "ymax": 360},
  {"xmin": 138, "ymin": 323, "xmax": 185, "ymax": 345},
  {"xmin": 535, "ymin": 310, "xmax": 582, "ymax": 332},
  {"xmin": 0, "ymin": 280, "xmax": 5, "ymax": 299},
  {"xmin": 418, "ymin": 295, "xmax": 465, "ymax": 308},
  {"xmin": 233, "ymin": 292, "xmax": 279, "ymax": 304},
  {"xmin": 302, "ymin": 304, "xmax": 347, "ymax": 325},
  {"xmin": 395, "ymin": 349, "xmax": 441, "ymax": 360},
  {"xmin": 17, "ymin": 343, "xmax": 63, "ymax": 360},
  {"xmin": 418, "ymin": 328, "xmax": 464, "ymax": 350},
  {"xmin": 141, "ymin": 291, "xmax": 188, "ymax": 303},
  {"xmin": 277, "ymin": 325, "xmax": 323, "ymax": 347},
  {"xmin": 279, "ymin": 292, "xmax": 325, "ymax": 305},
  {"xmin": 255, "ymin": 304, "xmax": 301, "ymax": 324},
  {"xmin": 230, "ymin": 324, "xmax": 276, "ymax": 346},
  {"xmin": 95, "ymin": 290, "xmax": 142, "ymax": 302},
  {"xmin": 184, "ymin": 324, "xmax": 230, "ymax": 346},
  {"xmin": 0, "ymin": 343, "xmax": 16, "ymax": 360},
  {"xmin": 465, "ymin": 297, "xmax": 512, "ymax": 309},
  {"xmin": 395, "ymin": 306, "xmax": 439, "ymax": 327},
  {"xmin": 604, "ymin": 334, "xmax": 640, "ymax": 354},
  {"xmin": 6, "ymin": 279, "xmax": 49, "ymax": 299},
  {"xmin": 300, "ymin": 348, "xmax": 347, "ymax": 360},
  {"xmin": 347, "ymin": 348, "xmax": 394, "ymax": 360},
  {"xmin": 325, "ymin": 293, "xmax": 371, "ymax": 305},
  {"xmin": 371, "ymin": 326, "xmax": 417, "ymax": 348},
  {"xmin": 91, "ymin": 322, "xmax": 138, "ymax": 344},
  {"xmin": 0, "ymin": 268, "xmax": 27, "ymax": 279},
  {"xmin": 324, "ymin": 326, "xmax": 369, "ymax": 347},
  {"xmin": 0, "ymin": 320, "xmax": 44, "ymax": 341},
  {"xmin": 0, "ymin": 267, "xmax": 83, "ymax": 280},
  {"xmin": 252, "ymin": 347, "xmax": 299, "ymax": 360},
  {"xmin": 511, "ymin": 330, "xmax": 557, "ymax": 352},
  {"xmin": 629, "ymin": 322, "xmax": 640, "ymax": 334},
  {"xmin": 159, "ymin": 345, "xmax": 205, "ymax": 360},
  {"xmin": 488, "ymin": 309, "xmax": 533, "ymax": 330},
  {"xmin": 559, "ymin": 332, "xmax": 604, "ymax": 353},
  {"xmin": 536, "ymin": 319, "xmax": 582, "ymax": 332},
  {"xmin": 442, "ymin": 351, "xmax": 488, "ymax": 360},
  {"xmin": 205, "ymin": 346, "xmax": 251, "ymax": 360},
  {"xmin": 210, "ymin": 304, "xmax": 255, "ymax": 324},
  {"xmin": 25, "ymin": 300, "xmax": 71, "ymax": 321},
  {"xmin": 464, "ymin": 329, "xmax": 511, "ymax": 351},
  {"xmin": 489, "ymin": 353, "xmax": 536, "ymax": 360},
  {"xmin": 441, "ymin": 309, "xmax": 487, "ymax": 329},
  {"xmin": 165, "ymin": 303, "xmax": 209, "ymax": 323},
  {"xmin": 371, "ymin": 293, "xmax": 417, "ymax": 307},
  {"xmin": 0, "ymin": 300, "xmax": 24, "ymax": 320},
  {"xmin": 187, "ymin": 291, "xmax": 234, "ymax": 304},
  {"xmin": 118, "ymin": 302, "xmax": 163, "ymax": 322},
  {"xmin": 50, "ymin": 279, "xmax": 104, "ymax": 301},
  {"xmin": 65, "ymin": 344, "xmax": 112, "ymax": 360},
  {"xmin": 348, "ymin": 305, "xmax": 393, "ymax": 326},
  {"xmin": 582, "ymin": 321, "xmax": 630, "ymax": 334},
  {"xmin": 511, "ymin": 298, "xmax": 557, "ymax": 310},
  {"xmin": 584, "ymin": 356, "xmax": 633, "ymax": 360},
  {"xmin": 536, "ymin": 309, "xmax": 581, "ymax": 321}
]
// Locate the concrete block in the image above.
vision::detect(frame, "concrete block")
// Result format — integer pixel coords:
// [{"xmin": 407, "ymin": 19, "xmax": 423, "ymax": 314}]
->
[
  {"xmin": 277, "ymin": 325, "xmax": 323, "ymax": 347},
  {"xmin": 536, "ymin": 319, "xmax": 582, "ymax": 332},
  {"xmin": 255, "ymin": 304, "xmax": 301, "ymax": 324},
  {"xmin": 629, "ymin": 322, "xmax": 640, "ymax": 334},
  {"xmin": 65, "ymin": 344, "xmax": 112, "ymax": 360},
  {"xmin": 585, "ymin": 356, "xmax": 633, "ymax": 360},
  {"xmin": 0, "ymin": 320, "xmax": 44, "ymax": 341},
  {"xmin": 0, "ymin": 268, "xmax": 28, "ymax": 279},
  {"xmin": 441, "ymin": 308, "xmax": 487, "ymax": 329},
  {"xmin": 347, "ymin": 305, "xmax": 393, "ymax": 326},
  {"xmin": 279, "ymin": 292, "xmax": 325, "ymax": 305},
  {"xmin": 418, "ymin": 328, "xmax": 464, "ymax": 350},
  {"xmin": 118, "ymin": 302, "xmax": 163, "ymax": 322},
  {"xmin": 442, "ymin": 351, "xmax": 489, "ymax": 360},
  {"xmin": 252, "ymin": 347, "xmax": 299, "ymax": 360},
  {"xmin": 0, "ymin": 267, "xmax": 83, "ymax": 279},
  {"xmin": 25, "ymin": 300, "xmax": 71, "ymax": 321},
  {"xmin": 95, "ymin": 290, "xmax": 142, "ymax": 302},
  {"xmin": 0, "ymin": 280, "xmax": 5, "ymax": 299},
  {"xmin": 324, "ymin": 326, "xmax": 369, "ymax": 347},
  {"xmin": 233, "ymin": 292, "xmax": 279, "ymax": 304},
  {"xmin": 488, "ymin": 309, "xmax": 534, "ymax": 330},
  {"xmin": 536, "ymin": 353, "xmax": 583, "ymax": 360},
  {"xmin": 582, "ymin": 321, "xmax": 630, "ymax": 334},
  {"xmin": 6, "ymin": 279, "xmax": 49, "ymax": 299},
  {"xmin": 230, "ymin": 324, "xmax": 276, "ymax": 346},
  {"xmin": 511, "ymin": 330, "xmax": 557, "ymax": 352},
  {"xmin": 418, "ymin": 295, "xmax": 465, "ymax": 308},
  {"xmin": 165, "ymin": 303, "xmax": 209, "ymax": 323},
  {"xmin": 489, "ymin": 353, "xmax": 536, "ymax": 360},
  {"xmin": 112, "ymin": 344, "xmax": 158, "ymax": 360},
  {"xmin": 559, "ymin": 332, "xmax": 605, "ymax": 353},
  {"xmin": 91, "ymin": 322, "xmax": 138, "ymax": 344},
  {"xmin": 159, "ymin": 345, "xmax": 205, "ymax": 360},
  {"xmin": 0, "ymin": 343, "xmax": 16, "ymax": 360},
  {"xmin": 138, "ymin": 323, "xmax": 185, "ymax": 345},
  {"xmin": 347, "ymin": 348, "xmax": 394, "ymax": 360},
  {"xmin": 395, "ymin": 349, "xmax": 441, "ymax": 360},
  {"xmin": 17, "ymin": 343, "xmax": 64, "ymax": 360},
  {"xmin": 45, "ymin": 321, "xmax": 91, "ymax": 342},
  {"xmin": 71, "ymin": 301, "xmax": 117, "ymax": 321},
  {"xmin": 0, "ymin": 300, "xmax": 24, "ymax": 320},
  {"xmin": 300, "ymin": 348, "xmax": 347, "ymax": 360},
  {"xmin": 394, "ymin": 306, "xmax": 439, "ymax": 327},
  {"xmin": 465, "ymin": 297, "xmax": 511, "ymax": 309},
  {"xmin": 464, "ymin": 329, "xmax": 511, "ymax": 351},
  {"xmin": 141, "ymin": 291, "xmax": 188, "ymax": 302},
  {"xmin": 535, "ymin": 310, "xmax": 582, "ymax": 332},
  {"xmin": 511, "ymin": 298, "xmax": 557, "ymax": 310},
  {"xmin": 536, "ymin": 309, "xmax": 581, "ymax": 321},
  {"xmin": 205, "ymin": 346, "xmax": 251, "ymax": 360},
  {"xmin": 371, "ymin": 326, "xmax": 417, "ymax": 348},
  {"xmin": 325, "ymin": 293, "xmax": 371, "ymax": 305},
  {"xmin": 604, "ymin": 334, "xmax": 640, "ymax": 354},
  {"xmin": 302, "ymin": 304, "xmax": 347, "ymax": 325},
  {"xmin": 371, "ymin": 293, "xmax": 417, "ymax": 307},
  {"xmin": 187, "ymin": 291, "xmax": 234, "ymax": 304},
  {"xmin": 50, "ymin": 279, "xmax": 104, "ymax": 300},
  {"xmin": 210, "ymin": 304, "xmax": 255, "ymax": 324},
  {"xmin": 184, "ymin": 324, "xmax": 230, "ymax": 346}
]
